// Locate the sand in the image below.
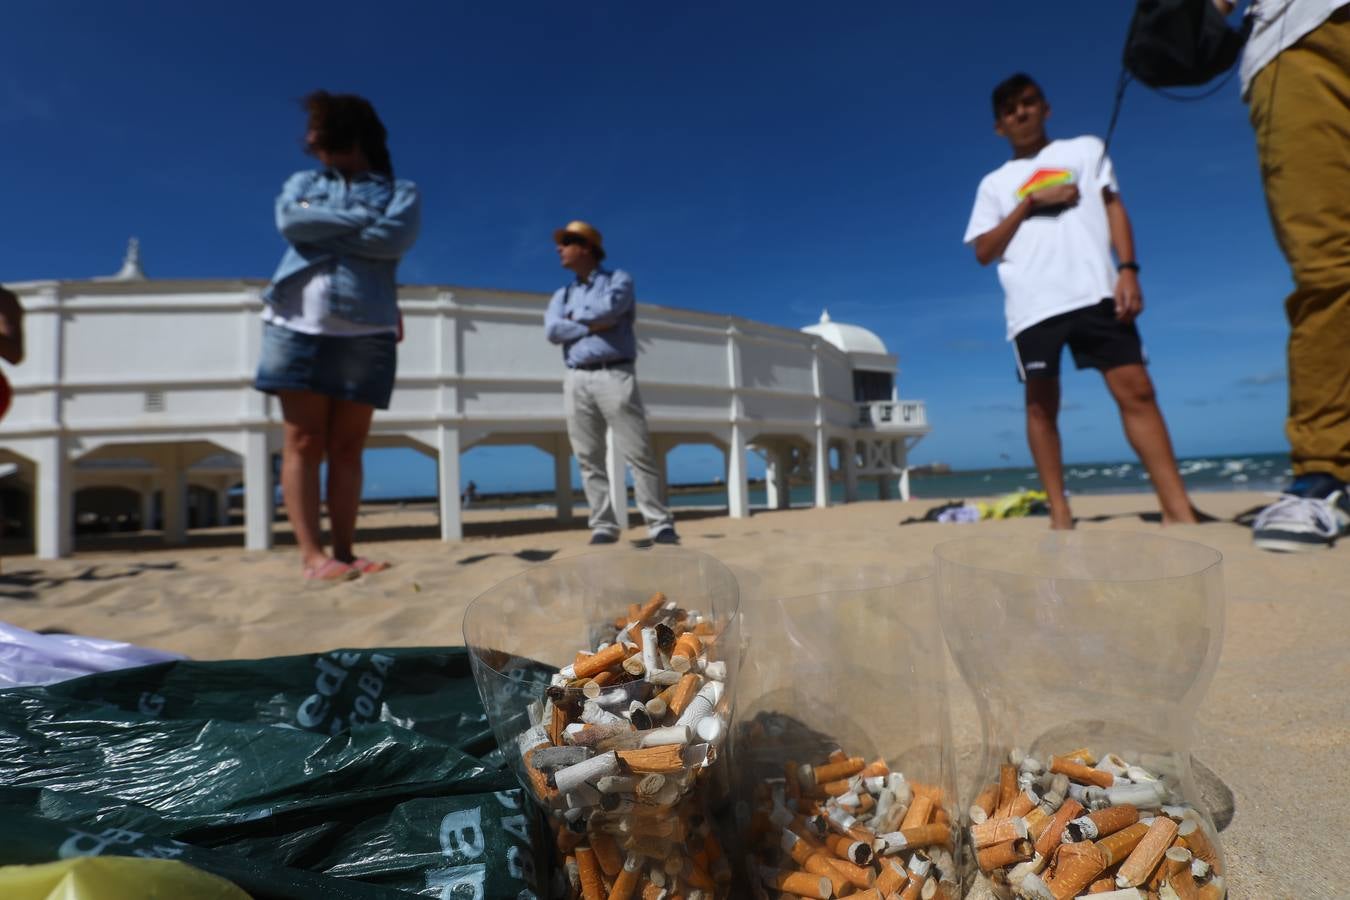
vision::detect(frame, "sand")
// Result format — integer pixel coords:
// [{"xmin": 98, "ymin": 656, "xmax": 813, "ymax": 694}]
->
[{"xmin": 1, "ymin": 491, "xmax": 1346, "ymax": 897}]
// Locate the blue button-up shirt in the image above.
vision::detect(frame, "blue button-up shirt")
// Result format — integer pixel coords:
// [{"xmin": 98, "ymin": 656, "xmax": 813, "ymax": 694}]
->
[{"xmin": 544, "ymin": 268, "xmax": 638, "ymax": 367}]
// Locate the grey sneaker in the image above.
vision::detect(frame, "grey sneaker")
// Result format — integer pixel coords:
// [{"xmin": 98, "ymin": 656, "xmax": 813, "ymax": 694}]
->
[
  {"xmin": 1252, "ymin": 477, "xmax": 1350, "ymax": 552},
  {"xmin": 589, "ymin": 530, "xmax": 619, "ymax": 545}
]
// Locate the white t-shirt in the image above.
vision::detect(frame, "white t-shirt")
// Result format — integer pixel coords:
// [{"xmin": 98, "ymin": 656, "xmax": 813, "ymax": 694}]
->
[
  {"xmin": 1240, "ymin": 0, "xmax": 1349, "ymax": 98},
  {"xmin": 262, "ymin": 268, "xmax": 396, "ymax": 337},
  {"xmin": 963, "ymin": 136, "xmax": 1120, "ymax": 340}
]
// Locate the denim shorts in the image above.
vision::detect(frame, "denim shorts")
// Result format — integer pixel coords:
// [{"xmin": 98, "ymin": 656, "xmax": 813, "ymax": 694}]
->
[{"xmin": 254, "ymin": 322, "xmax": 397, "ymax": 409}]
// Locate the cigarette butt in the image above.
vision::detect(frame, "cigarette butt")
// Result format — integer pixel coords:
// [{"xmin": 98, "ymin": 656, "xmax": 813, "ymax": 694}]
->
[
  {"xmin": 874, "ymin": 858, "xmax": 908, "ymax": 894},
  {"xmin": 862, "ymin": 758, "xmax": 891, "ymax": 778},
  {"xmin": 825, "ymin": 855, "xmax": 876, "ymax": 890},
  {"xmin": 617, "ymin": 744, "xmax": 685, "ymax": 774},
  {"xmin": 606, "ymin": 853, "xmax": 642, "ymax": 900},
  {"xmin": 1162, "ymin": 847, "xmax": 1199, "ymax": 899},
  {"xmin": 971, "ymin": 781, "xmax": 1000, "ymax": 824},
  {"xmin": 970, "ymin": 815, "xmax": 1028, "ymax": 849},
  {"xmin": 576, "ymin": 643, "xmax": 630, "ymax": 680},
  {"xmin": 1061, "ymin": 747, "xmax": 1098, "ymax": 766},
  {"xmin": 1034, "ymin": 797, "xmax": 1083, "ymax": 858},
  {"xmin": 1176, "ymin": 819, "xmax": 1222, "ymax": 873},
  {"xmin": 1095, "ymin": 822, "xmax": 1149, "ymax": 866},
  {"xmin": 576, "ymin": 845, "xmax": 606, "ymax": 900},
  {"xmin": 636, "ymin": 592, "xmax": 667, "ymax": 624},
  {"xmin": 522, "ymin": 749, "xmax": 561, "ymax": 803},
  {"xmin": 767, "ymin": 869, "xmax": 831, "ymax": 899},
  {"xmin": 640, "ymin": 883, "xmax": 665, "ymax": 900},
  {"xmin": 591, "ymin": 832, "xmax": 624, "ymax": 877},
  {"xmin": 899, "ymin": 872, "xmax": 927, "ymax": 900},
  {"xmin": 645, "ymin": 697, "xmax": 668, "ymax": 717},
  {"xmin": 1024, "ymin": 805, "xmax": 1051, "ymax": 841},
  {"xmin": 1067, "ymin": 804, "xmax": 1139, "ymax": 842},
  {"xmin": 819, "ymin": 776, "xmax": 853, "ymax": 797},
  {"xmin": 1114, "ymin": 816, "xmax": 1179, "ymax": 888},
  {"xmin": 549, "ymin": 702, "xmax": 569, "ymax": 747},
  {"xmin": 799, "ymin": 851, "xmax": 850, "ymax": 896},
  {"xmin": 822, "ymin": 833, "xmax": 868, "ymax": 864},
  {"xmin": 847, "ymin": 890, "xmax": 884, "ymax": 900},
  {"xmin": 900, "ymin": 794, "xmax": 933, "ymax": 830},
  {"xmin": 667, "ymin": 674, "xmax": 702, "ymax": 717},
  {"xmin": 1050, "ymin": 757, "xmax": 1115, "ymax": 789},
  {"xmin": 622, "ymin": 654, "xmax": 646, "ymax": 676},
  {"xmin": 996, "ymin": 764, "xmax": 1019, "ymax": 815},
  {"xmin": 669, "ymin": 633, "xmax": 703, "ymax": 672},
  {"xmin": 895, "ymin": 822, "xmax": 952, "ymax": 850},
  {"xmin": 557, "ymin": 826, "xmax": 583, "ymax": 854},
  {"xmin": 975, "ymin": 837, "xmax": 1034, "ymax": 871},
  {"xmin": 1044, "ymin": 841, "xmax": 1106, "ymax": 900},
  {"xmin": 813, "ymin": 756, "xmax": 866, "ymax": 785},
  {"xmin": 1008, "ymin": 788, "xmax": 1038, "ymax": 819}
]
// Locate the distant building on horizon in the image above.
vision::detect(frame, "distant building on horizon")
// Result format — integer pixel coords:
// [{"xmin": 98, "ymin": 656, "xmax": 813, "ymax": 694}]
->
[{"xmin": 0, "ymin": 243, "xmax": 929, "ymax": 559}]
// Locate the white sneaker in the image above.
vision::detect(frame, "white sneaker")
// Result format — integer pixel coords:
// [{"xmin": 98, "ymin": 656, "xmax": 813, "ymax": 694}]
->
[{"xmin": 1252, "ymin": 491, "xmax": 1349, "ymax": 552}]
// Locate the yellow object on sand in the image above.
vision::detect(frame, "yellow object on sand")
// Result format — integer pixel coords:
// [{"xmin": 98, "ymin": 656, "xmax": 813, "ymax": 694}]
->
[
  {"xmin": 985, "ymin": 489, "xmax": 1049, "ymax": 520},
  {"xmin": 0, "ymin": 857, "xmax": 251, "ymax": 900}
]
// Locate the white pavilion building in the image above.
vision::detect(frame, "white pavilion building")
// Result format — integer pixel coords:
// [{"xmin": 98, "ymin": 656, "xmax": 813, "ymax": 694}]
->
[{"xmin": 0, "ymin": 243, "xmax": 929, "ymax": 559}]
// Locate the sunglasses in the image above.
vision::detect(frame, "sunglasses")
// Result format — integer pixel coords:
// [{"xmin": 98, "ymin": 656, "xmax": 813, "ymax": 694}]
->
[{"xmin": 562, "ymin": 234, "xmax": 597, "ymax": 248}]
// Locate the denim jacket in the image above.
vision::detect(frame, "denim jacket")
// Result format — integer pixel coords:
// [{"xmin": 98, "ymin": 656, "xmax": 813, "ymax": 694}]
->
[{"xmin": 263, "ymin": 169, "xmax": 421, "ymax": 327}]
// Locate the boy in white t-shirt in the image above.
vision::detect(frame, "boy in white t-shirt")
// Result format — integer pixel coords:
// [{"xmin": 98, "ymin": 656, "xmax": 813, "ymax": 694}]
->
[{"xmin": 963, "ymin": 73, "xmax": 1197, "ymax": 530}]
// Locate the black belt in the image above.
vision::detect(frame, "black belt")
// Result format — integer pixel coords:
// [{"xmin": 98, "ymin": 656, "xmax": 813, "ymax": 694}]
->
[{"xmin": 571, "ymin": 359, "xmax": 634, "ymax": 371}]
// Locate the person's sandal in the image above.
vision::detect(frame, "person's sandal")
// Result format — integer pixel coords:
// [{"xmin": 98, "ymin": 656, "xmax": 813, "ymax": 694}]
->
[
  {"xmin": 304, "ymin": 559, "xmax": 360, "ymax": 581},
  {"xmin": 349, "ymin": 557, "xmax": 392, "ymax": 574}
]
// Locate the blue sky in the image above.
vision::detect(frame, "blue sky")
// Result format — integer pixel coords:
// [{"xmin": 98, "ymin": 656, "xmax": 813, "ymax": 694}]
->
[{"xmin": 5, "ymin": 2, "xmax": 1289, "ymax": 495}]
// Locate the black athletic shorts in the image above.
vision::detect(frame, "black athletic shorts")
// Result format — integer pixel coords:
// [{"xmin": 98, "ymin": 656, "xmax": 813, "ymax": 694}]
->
[{"xmin": 1012, "ymin": 298, "xmax": 1146, "ymax": 382}]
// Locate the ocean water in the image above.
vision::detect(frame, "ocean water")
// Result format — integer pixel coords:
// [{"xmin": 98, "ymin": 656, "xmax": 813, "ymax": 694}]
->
[{"xmin": 660, "ymin": 451, "xmax": 1292, "ymax": 509}]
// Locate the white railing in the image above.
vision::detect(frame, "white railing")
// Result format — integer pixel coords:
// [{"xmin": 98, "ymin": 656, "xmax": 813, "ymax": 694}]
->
[{"xmin": 857, "ymin": 399, "xmax": 928, "ymax": 431}]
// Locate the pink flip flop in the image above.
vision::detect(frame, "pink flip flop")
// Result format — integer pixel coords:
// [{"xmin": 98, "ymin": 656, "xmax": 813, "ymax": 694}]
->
[
  {"xmin": 349, "ymin": 557, "xmax": 392, "ymax": 575},
  {"xmin": 304, "ymin": 558, "xmax": 360, "ymax": 581}
]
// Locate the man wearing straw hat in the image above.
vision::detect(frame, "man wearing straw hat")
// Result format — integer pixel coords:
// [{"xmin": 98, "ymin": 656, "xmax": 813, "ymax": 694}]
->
[{"xmin": 545, "ymin": 221, "xmax": 679, "ymax": 546}]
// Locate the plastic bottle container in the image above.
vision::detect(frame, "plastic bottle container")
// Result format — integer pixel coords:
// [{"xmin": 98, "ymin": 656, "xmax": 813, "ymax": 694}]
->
[
  {"xmin": 935, "ymin": 532, "xmax": 1226, "ymax": 898},
  {"xmin": 731, "ymin": 560, "xmax": 962, "ymax": 897},
  {"xmin": 464, "ymin": 547, "xmax": 740, "ymax": 898}
]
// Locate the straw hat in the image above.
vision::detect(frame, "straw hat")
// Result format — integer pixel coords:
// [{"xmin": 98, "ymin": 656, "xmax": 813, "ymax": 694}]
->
[{"xmin": 553, "ymin": 220, "xmax": 605, "ymax": 258}]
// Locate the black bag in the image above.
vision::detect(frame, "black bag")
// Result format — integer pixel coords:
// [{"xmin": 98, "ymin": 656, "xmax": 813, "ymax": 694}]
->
[{"xmin": 1123, "ymin": 0, "xmax": 1254, "ymax": 87}]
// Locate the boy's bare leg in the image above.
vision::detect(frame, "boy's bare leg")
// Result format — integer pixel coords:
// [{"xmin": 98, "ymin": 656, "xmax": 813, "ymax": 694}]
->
[
  {"xmin": 1102, "ymin": 364, "xmax": 1198, "ymax": 525},
  {"xmin": 1025, "ymin": 377, "xmax": 1074, "ymax": 529}
]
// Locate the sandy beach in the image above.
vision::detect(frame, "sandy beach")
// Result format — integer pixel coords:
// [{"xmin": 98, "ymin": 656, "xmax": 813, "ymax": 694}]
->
[{"xmin": 2, "ymin": 491, "xmax": 1345, "ymax": 897}]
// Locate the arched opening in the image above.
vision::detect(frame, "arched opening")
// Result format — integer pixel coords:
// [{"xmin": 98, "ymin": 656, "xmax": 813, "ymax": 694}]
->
[{"xmin": 74, "ymin": 486, "xmax": 142, "ymax": 534}]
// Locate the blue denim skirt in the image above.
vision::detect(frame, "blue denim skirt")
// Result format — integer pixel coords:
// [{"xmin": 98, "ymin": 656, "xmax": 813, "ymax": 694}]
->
[{"xmin": 254, "ymin": 322, "xmax": 397, "ymax": 409}]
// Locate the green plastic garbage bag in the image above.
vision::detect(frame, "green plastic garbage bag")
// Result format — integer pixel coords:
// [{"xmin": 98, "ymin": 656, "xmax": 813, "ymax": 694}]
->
[{"xmin": 0, "ymin": 647, "xmax": 551, "ymax": 899}]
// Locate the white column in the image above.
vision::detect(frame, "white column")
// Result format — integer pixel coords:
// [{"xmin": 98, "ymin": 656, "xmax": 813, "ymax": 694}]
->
[
  {"xmin": 160, "ymin": 448, "xmax": 188, "ymax": 545},
  {"xmin": 606, "ymin": 426, "xmax": 626, "ymax": 530},
  {"xmin": 898, "ymin": 440, "xmax": 912, "ymax": 501},
  {"xmin": 140, "ymin": 483, "xmax": 156, "ymax": 533},
  {"xmin": 438, "ymin": 425, "xmax": 462, "ymax": 541},
  {"xmin": 813, "ymin": 429, "xmax": 830, "ymax": 509},
  {"xmin": 727, "ymin": 426, "xmax": 749, "ymax": 519},
  {"xmin": 899, "ymin": 468, "xmax": 912, "ymax": 502},
  {"xmin": 843, "ymin": 440, "xmax": 858, "ymax": 503},
  {"xmin": 764, "ymin": 447, "xmax": 782, "ymax": 510},
  {"xmin": 35, "ymin": 436, "xmax": 71, "ymax": 559},
  {"xmin": 243, "ymin": 429, "xmax": 274, "ymax": 550},
  {"xmin": 553, "ymin": 433, "xmax": 574, "ymax": 522}
]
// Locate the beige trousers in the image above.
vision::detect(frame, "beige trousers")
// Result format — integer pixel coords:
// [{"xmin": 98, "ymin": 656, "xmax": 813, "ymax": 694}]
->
[
  {"xmin": 564, "ymin": 366, "xmax": 673, "ymax": 536},
  {"xmin": 1248, "ymin": 10, "xmax": 1350, "ymax": 482}
]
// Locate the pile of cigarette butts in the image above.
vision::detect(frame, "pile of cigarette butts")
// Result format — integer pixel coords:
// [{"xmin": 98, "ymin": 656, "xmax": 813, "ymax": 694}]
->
[
  {"xmin": 515, "ymin": 591, "xmax": 732, "ymax": 899},
  {"xmin": 969, "ymin": 747, "xmax": 1226, "ymax": 900},
  {"xmin": 742, "ymin": 747, "xmax": 960, "ymax": 899}
]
